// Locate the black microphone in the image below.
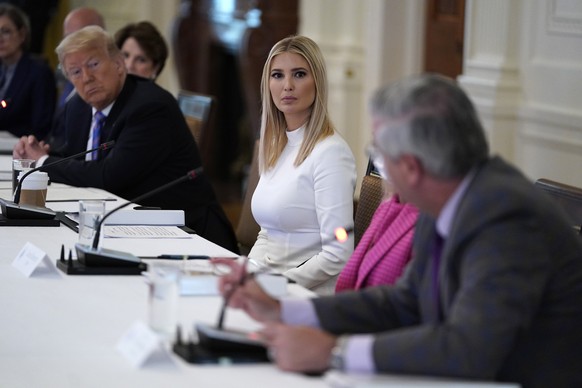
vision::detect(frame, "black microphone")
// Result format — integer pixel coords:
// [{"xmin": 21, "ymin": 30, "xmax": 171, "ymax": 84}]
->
[
  {"xmin": 13, "ymin": 140, "xmax": 116, "ymax": 204},
  {"xmin": 215, "ymin": 225, "xmax": 354, "ymax": 329},
  {"xmin": 75, "ymin": 167, "xmax": 204, "ymax": 268}
]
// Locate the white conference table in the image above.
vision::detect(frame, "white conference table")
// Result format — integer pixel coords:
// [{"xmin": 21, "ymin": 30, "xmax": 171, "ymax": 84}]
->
[{"xmin": 0, "ymin": 155, "xmax": 518, "ymax": 387}]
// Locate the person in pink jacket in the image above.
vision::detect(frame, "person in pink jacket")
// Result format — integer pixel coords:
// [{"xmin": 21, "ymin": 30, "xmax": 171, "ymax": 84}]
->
[{"xmin": 336, "ymin": 193, "xmax": 418, "ymax": 292}]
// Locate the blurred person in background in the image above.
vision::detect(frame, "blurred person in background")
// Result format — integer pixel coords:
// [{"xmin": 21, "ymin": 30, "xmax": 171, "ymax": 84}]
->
[
  {"xmin": 115, "ymin": 21, "xmax": 168, "ymax": 81},
  {"xmin": 0, "ymin": 3, "xmax": 55, "ymax": 139}
]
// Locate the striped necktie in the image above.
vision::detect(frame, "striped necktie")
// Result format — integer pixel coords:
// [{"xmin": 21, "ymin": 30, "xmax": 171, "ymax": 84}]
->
[{"xmin": 91, "ymin": 111, "xmax": 106, "ymax": 160}]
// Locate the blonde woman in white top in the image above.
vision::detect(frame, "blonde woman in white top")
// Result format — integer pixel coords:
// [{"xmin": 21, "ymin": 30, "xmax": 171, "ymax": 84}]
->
[{"xmin": 249, "ymin": 35, "xmax": 356, "ymax": 294}]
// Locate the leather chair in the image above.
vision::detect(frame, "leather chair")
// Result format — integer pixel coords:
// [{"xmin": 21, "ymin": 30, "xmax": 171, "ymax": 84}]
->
[
  {"xmin": 354, "ymin": 161, "xmax": 386, "ymax": 246},
  {"xmin": 535, "ymin": 178, "xmax": 582, "ymax": 234},
  {"xmin": 177, "ymin": 91, "xmax": 217, "ymax": 177},
  {"xmin": 177, "ymin": 91, "xmax": 215, "ymax": 145}
]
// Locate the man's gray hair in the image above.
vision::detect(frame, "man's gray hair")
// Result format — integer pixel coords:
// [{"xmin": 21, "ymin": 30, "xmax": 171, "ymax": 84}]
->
[{"xmin": 370, "ymin": 74, "xmax": 489, "ymax": 178}]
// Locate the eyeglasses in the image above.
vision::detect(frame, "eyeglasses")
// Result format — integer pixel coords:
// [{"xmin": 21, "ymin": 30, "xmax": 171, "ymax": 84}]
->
[
  {"xmin": 0, "ymin": 28, "xmax": 15, "ymax": 39},
  {"xmin": 366, "ymin": 143, "xmax": 389, "ymax": 180}
]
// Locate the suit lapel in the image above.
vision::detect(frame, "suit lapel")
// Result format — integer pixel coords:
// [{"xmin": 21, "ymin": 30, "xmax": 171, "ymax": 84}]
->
[
  {"xmin": 414, "ymin": 219, "xmax": 443, "ymax": 323},
  {"xmin": 67, "ymin": 102, "xmax": 92, "ymax": 154},
  {"xmin": 101, "ymin": 76, "xmax": 135, "ymax": 142},
  {"xmin": 436, "ymin": 161, "xmax": 488, "ymax": 317}
]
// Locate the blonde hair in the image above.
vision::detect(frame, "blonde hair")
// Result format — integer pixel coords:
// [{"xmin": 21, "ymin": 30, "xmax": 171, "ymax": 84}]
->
[
  {"xmin": 258, "ymin": 35, "xmax": 335, "ymax": 172},
  {"xmin": 56, "ymin": 25, "xmax": 121, "ymax": 76}
]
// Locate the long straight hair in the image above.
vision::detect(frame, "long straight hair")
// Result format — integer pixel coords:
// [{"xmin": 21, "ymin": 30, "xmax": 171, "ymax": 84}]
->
[{"xmin": 258, "ymin": 35, "xmax": 334, "ymax": 173}]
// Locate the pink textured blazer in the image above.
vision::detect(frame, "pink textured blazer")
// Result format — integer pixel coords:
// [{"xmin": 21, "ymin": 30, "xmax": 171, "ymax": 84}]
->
[{"xmin": 335, "ymin": 195, "xmax": 419, "ymax": 292}]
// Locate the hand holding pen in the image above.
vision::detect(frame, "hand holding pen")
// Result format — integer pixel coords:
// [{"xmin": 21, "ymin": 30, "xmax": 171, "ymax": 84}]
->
[{"xmin": 212, "ymin": 256, "xmax": 282, "ymax": 328}]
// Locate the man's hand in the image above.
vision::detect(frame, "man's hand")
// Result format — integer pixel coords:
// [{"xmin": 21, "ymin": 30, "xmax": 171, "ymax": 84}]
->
[
  {"xmin": 260, "ymin": 323, "xmax": 337, "ymax": 373},
  {"xmin": 12, "ymin": 135, "xmax": 49, "ymax": 160},
  {"xmin": 213, "ymin": 257, "xmax": 282, "ymax": 323}
]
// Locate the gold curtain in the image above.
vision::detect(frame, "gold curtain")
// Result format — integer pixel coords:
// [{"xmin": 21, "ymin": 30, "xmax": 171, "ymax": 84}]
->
[{"xmin": 42, "ymin": 0, "xmax": 70, "ymax": 70}]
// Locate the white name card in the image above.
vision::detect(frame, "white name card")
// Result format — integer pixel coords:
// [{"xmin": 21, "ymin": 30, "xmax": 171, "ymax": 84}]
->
[
  {"xmin": 116, "ymin": 320, "xmax": 161, "ymax": 368},
  {"xmin": 12, "ymin": 242, "xmax": 52, "ymax": 277}
]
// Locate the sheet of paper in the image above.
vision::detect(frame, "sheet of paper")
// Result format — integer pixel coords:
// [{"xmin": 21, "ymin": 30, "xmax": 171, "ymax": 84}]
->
[
  {"xmin": 103, "ymin": 225, "xmax": 193, "ymax": 239},
  {"xmin": 101, "ymin": 234, "xmax": 238, "ymax": 258}
]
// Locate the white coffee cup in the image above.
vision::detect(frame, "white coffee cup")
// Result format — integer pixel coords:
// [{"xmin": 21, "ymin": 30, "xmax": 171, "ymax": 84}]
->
[{"xmin": 18, "ymin": 171, "xmax": 49, "ymax": 207}]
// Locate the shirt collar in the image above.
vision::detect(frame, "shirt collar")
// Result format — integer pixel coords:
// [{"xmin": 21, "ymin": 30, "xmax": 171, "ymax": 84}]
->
[
  {"xmin": 286, "ymin": 124, "xmax": 306, "ymax": 146},
  {"xmin": 92, "ymin": 102, "xmax": 115, "ymax": 117},
  {"xmin": 436, "ymin": 168, "xmax": 478, "ymax": 238}
]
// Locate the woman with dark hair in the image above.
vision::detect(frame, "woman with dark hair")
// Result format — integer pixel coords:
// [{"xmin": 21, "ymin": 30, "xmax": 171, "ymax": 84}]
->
[
  {"xmin": 0, "ymin": 3, "xmax": 56, "ymax": 139},
  {"xmin": 114, "ymin": 21, "xmax": 168, "ymax": 80}
]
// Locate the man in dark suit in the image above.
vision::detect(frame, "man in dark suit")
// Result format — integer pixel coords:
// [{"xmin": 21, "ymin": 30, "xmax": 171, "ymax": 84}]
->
[
  {"xmin": 13, "ymin": 25, "xmax": 238, "ymax": 253},
  {"xmin": 215, "ymin": 74, "xmax": 582, "ymax": 387}
]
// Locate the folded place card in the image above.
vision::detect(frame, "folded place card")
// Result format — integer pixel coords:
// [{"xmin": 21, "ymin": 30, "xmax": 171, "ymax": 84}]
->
[
  {"xmin": 116, "ymin": 320, "xmax": 161, "ymax": 368},
  {"xmin": 12, "ymin": 242, "xmax": 55, "ymax": 277}
]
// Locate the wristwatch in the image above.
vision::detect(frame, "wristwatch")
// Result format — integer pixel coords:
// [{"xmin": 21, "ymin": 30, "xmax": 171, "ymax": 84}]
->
[{"xmin": 329, "ymin": 335, "xmax": 349, "ymax": 371}]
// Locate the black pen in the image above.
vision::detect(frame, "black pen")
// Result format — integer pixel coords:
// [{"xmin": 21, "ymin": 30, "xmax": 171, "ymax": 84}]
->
[
  {"xmin": 217, "ymin": 256, "xmax": 250, "ymax": 329},
  {"xmin": 157, "ymin": 254, "xmax": 210, "ymax": 260}
]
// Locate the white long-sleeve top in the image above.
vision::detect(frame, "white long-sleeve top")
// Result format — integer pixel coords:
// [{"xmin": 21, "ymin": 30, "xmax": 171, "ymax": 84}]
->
[{"xmin": 249, "ymin": 126, "xmax": 356, "ymax": 294}]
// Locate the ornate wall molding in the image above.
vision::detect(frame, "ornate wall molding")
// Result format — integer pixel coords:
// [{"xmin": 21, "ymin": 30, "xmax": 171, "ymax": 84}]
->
[{"xmin": 547, "ymin": 0, "xmax": 582, "ymax": 36}]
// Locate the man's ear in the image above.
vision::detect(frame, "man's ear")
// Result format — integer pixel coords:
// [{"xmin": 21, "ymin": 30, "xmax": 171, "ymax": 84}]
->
[
  {"xmin": 114, "ymin": 56, "xmax": 125, "ymax": 74},
  {"xmin": 400, "ymin": 154, "xmax": 424, "ymax": 187}
]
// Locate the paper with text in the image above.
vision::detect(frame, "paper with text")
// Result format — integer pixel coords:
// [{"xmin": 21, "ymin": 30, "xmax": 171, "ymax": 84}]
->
[{"xmin": 104, "ymin": 225, "xmax": 192, "ymax": 239}]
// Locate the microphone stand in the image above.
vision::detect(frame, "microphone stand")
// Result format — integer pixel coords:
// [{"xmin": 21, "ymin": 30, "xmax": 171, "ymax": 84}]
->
[{"xmin": 74, "ymin": 167, "xmax": 204, "ymax": 269}]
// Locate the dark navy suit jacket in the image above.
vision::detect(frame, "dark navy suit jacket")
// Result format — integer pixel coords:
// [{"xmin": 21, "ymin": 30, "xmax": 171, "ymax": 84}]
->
[
  {"xmin": 45, "ymin": 75, "xmax": 238, "ymax": 252},
  {"xmin": 0, "ymin": 53, "xmax": 56, "ymax": 139},
  {"xmin": 314, "ymin": 157, "xmax": 582, "ymax": 387}
]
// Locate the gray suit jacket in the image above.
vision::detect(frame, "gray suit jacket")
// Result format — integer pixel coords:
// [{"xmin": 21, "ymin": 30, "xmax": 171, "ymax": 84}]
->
[{"xmin": 313, "ymin": 157, "xmax": 582, "ymax": 387}]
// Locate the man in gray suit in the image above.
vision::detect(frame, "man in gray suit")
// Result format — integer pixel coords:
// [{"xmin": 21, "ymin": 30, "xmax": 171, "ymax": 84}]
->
[{"xmin": 215, "ymin": 74, "xmax": 582, "ymax": 387}]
